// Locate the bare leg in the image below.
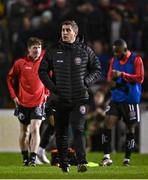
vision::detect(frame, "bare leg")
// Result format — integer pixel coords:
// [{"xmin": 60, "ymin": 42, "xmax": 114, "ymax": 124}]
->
[
  {"xmin": 19, "ymin": 123, "xmax": 30, "ymax": 165},
  {"xmin": 19, "ymin": 123, "xmax": 30, "ymax": 151},
  {"xmin": 30, "ymin": 119, "xmax": 42, "ymax": 153}
]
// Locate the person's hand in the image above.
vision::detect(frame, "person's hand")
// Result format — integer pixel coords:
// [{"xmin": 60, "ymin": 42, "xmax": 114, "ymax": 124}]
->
[
  {"xmin": 13, "ymin": 97, "xmax": 20, "ymax": 106},
  {"xmin": 111, "ymin": 70, "xmax": 122, "ymax": 80},
  {"xmin": 13, "ymin": 97, "xmax": 20, "ymax": 117},
  {"xmin": 109, "ymin": 80, "xmax": 116, "ymax": 89},
  {"xmin": 48, "ymin": 115, "xmax": 55, "ymax": 126}
]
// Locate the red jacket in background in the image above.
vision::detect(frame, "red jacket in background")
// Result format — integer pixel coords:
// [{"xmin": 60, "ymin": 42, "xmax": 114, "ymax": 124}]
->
[{"xmin": 7, "ymin": 51, "xmax": 49, "ymax": 108}]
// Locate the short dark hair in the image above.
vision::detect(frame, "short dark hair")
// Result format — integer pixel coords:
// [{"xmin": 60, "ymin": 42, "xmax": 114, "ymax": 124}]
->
[
  {"xmin": 113, "ymin": 39, "xmax": 127, "ymax": 49},
  {"xmin": 61, "ymin": 20, "xmax": 79, "ymax": 34},
  {"xmin": 27, "ymin": 37, "xmax": 42, "ymax": 48}
]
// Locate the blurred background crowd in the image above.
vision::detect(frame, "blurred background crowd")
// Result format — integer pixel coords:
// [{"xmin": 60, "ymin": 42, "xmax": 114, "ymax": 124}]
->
[
  {"xmin": 0, "ymin": 0, "xmax": 148, "ymax": 108},
  {"xmin": 0, "ymin": 0, "xmax": 148, "ymax": 153}
]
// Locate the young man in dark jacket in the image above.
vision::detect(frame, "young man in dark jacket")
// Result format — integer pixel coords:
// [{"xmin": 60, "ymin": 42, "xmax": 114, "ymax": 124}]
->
[{"xmin": 38, "ymin": 20, "xmax": 102, "ymax": 172}]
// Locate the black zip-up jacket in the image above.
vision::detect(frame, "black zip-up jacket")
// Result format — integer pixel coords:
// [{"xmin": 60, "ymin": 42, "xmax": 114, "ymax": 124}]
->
[{"xmin": 38, "ymin": 37, "xmax": 102, "ymax": 103}]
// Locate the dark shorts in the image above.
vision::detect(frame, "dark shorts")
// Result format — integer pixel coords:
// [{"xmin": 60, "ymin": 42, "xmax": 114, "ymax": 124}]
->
[
  {"xmin": 17, "ymin": 104, "xmax": 45, "ymax": 125},
  {"xmin": 105, "ymin": 101, "xmax": 140, "ymax": 124}
]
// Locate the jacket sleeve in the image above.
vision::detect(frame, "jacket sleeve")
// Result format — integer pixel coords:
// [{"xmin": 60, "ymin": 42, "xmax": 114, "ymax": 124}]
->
[
  {"xmin": 107, "ymin": 58, "xmax": 114, "ymax": 81},
  {"xmin": 38, "ymin": 50, "xmax": 57, "ymax": 93},
  {"xmin": 7, "ymin": 61, "xmax": 19, "ymax": 99},
  {"xmin": 84, "ymin": 46, "xmax": 102, "ymax": 86}
]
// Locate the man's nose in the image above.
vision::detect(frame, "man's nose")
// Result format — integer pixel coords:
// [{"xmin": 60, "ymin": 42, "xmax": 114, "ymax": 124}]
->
[{"xmin": 63, "ymin": 30, "xmax": 68, "ymax": 34}]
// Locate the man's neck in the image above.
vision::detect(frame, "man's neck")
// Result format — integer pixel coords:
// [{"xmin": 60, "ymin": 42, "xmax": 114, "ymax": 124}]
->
[{"xmin": 120, "ymin": 50, "xmax": 131, "ymax": 64}]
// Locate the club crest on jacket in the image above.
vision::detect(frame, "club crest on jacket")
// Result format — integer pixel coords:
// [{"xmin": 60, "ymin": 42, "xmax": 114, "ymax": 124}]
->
[{"xmin": 79, "ymin": 105, "xmax": 86, "ymax": 115}]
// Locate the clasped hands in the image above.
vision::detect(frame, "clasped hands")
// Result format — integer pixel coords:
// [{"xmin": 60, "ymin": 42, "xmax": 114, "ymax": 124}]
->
[
  {"xmin": 111, "ymin": 69, "xmax": 122, "ymax": 80},
  {"xmin": 109, "ymin": 69, "xmax": 122, "ymax": 88}
]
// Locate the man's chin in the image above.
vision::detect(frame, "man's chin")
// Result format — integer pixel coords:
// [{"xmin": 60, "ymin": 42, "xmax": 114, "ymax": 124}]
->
[
  {"xmin": 63, "ymin": 39, "xmax": 69, "ymax": 43},
  {"xmin": 33, "ymin": 55, "xmax": 40, "ymax": 60}
]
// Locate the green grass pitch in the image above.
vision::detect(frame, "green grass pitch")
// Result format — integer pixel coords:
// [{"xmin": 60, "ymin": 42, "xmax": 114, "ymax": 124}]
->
[{"xmin": 0, "ymin": 152, "xmax": 148, "ymax": 179}]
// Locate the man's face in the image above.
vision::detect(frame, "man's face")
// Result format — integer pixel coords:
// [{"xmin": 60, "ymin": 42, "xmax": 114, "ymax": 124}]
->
[
  {"xmin": 94, "ymin": 91, "xmax": 105, "ymax": 106},
  {"xmin": 112, "ymin": 45, "xmax": 127, "ymax": 60},
  {"xmin": 61, "ymin": 24, "xmax": 77, "ymax": 43},
  {"xmin": 28, "ymin": 44, "xmax": 42, "ymax": 60}
]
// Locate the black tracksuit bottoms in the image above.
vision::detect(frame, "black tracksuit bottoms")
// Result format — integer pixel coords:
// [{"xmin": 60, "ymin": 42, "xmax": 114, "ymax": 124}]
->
[{"xmin": 54, "ymin": 100, "xmax": 87, "ymax": 166}]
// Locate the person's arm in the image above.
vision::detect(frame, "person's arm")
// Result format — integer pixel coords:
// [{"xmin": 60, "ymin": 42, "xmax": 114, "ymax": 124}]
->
[
  {"xmin": 106, "ymin": 58, "xmax": 117, "ymax": 89},
  {"xmin": 107, "ymin": 58, "xmax": 114, "ymax": 81},
  {"xmin": 111, "ymin": 56, "xmax": 144, "ymax": 84},
  {"xmin": 7, "ymin": 61, "xmax": 20, "ymax": 104},
  {"xmin": 84, "ymin": 47, "xmax": 102, "ymax": 87},
  {"xmin": 122, "ymin": 56, "xmax": 144, "ymax": 83},
  {"xmin": 38, "ymin": 50, "xmax": 57, "ymax": 94}
]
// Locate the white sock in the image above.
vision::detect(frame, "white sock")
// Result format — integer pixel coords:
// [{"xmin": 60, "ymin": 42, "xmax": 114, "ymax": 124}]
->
[
  {"xmin": 38, "ymin": 147, "xmax": 44, "ymax": 155},
  {"xmin": 104, "ymin": 154, "xmax": 110, "ymax": 159},
  {"xmin": 124, "ymin": 158, "xmax": 130, "ymax": 162}
]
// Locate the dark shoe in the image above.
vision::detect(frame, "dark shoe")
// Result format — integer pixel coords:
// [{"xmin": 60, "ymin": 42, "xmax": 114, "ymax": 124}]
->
[
  {"xmin": 59, "ymin": 164, "xmax": 69, "ymax": 173},
  {"xmin": 61, "ymin": 166, "xmax": 69, "ymax": 173},
  {"xmin": 68, "ymin": 148, "xmax": 77, "ymax": 166},
  {"xmin": 29, "ymin": 160, "xmax": 36, "ymax": 167},
  {"xmin": 123, "ymin": 159, "xmax": 130, "ymax": 166},
  {"xmin": 77, "ymin": 164, "xmax": 87, "ymax": 172},
  {"xmin": 99, "ymin": 157, "xmax": 113, "ymax": 166},
  {"xmin": 23, "ymin": 159, "xmax": 29, "ymax": 166}
]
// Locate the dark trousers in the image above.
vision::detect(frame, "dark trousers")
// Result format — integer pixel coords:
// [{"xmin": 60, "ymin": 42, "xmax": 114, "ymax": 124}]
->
[{"xmin": 54, "ymin": 101, "xmax": 87, "ymax": 166}]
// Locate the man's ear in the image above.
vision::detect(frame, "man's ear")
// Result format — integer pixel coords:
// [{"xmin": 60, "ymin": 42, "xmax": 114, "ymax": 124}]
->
[
  {"xmin": 75, "ymin": 32, "xmax": 78, "ymax": 37},
  {"xmin": 123, "ymin": 47, "xmax": 127, "ymax": 55}
]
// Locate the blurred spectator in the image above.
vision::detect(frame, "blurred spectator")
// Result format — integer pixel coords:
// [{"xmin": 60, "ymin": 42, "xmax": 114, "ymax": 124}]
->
[
  {"xmin": 7, "ymin": 0, "xmax": 33, "ymax": 62},
  {"xmin": 109, "ymin": 7, "xmax": 132, "ymax": 47},
  {"xmin": 7, "ymin": 0, "xmax": 32, "ymax": 32},
  {"xmin": 30, "ymin": 0, "xmax": 52, "ymax": 15},
  {"xmin": 0, "ymin": 0, "xmax": 6, "ymax": 18},
  {"xmin": 92, "ymin": 40, "xmax": 110, "ymax": 78},
  {"xmin": 97, "ymin": 0, "xmax": 112, "ymax": 43},
  {"xmin": 11, "ymin": 16, "xmax": 34, "ymax": 61},
  {"xmin": 141, "ymin": 2, "xmax": 148, "ymax": 58},
  {"xmin": 0, "ymin": 18, "xmax": 9, "ymax": 107},
  {"xmin": 85, "ymin": 81, "xmax": 111, "ymax": 151},
  {"xmin": 34, "ymin": 10, "xmax": 54, "ymax": 47},
  {"xmin": 50, "ymin": 0, "xmax": 69, "ymax": 42},
  {"xmin": 51, "ymin": 0, "xmax": 69, "ymax": 20},
  {"xmin": 68, "ymin": 0, "xmax": 109, "ymax": 41}
]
